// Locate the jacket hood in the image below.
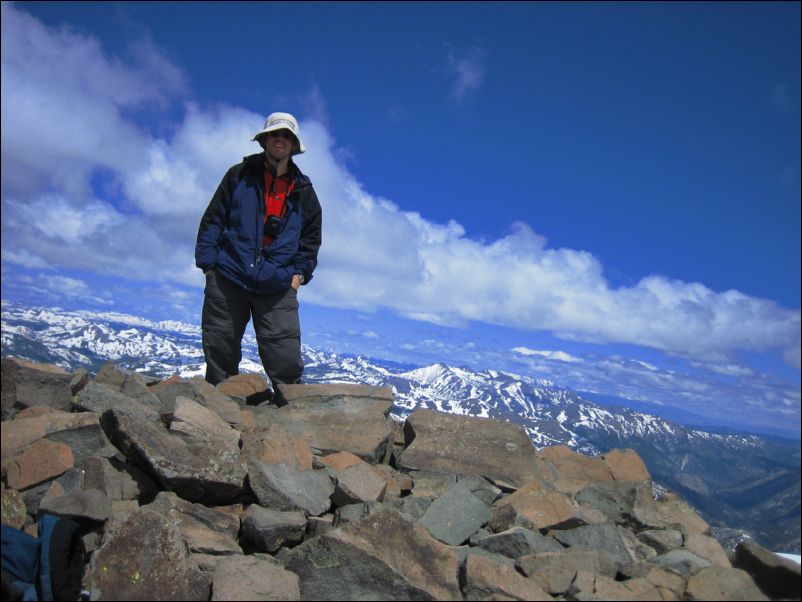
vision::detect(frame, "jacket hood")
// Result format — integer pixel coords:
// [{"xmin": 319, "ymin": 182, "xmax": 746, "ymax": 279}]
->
[{"xmin": 242, "ymin": 153, "xmax": 311, "ymax": 188}]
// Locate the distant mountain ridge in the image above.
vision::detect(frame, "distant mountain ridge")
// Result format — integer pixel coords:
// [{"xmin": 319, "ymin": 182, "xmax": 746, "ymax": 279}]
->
[{"xmin": 1, "ymin": 299, "xmax": 799, "ymax": 553}]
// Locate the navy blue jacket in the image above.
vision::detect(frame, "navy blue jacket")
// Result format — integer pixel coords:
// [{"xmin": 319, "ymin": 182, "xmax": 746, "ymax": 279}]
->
[{"xmin": 195, "ymin": 153, "xmax": 322, "ymax": 294}]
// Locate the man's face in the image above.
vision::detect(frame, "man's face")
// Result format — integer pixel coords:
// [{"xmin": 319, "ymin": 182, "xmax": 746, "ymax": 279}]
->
[{"xmin": 263, "ymin": 129, "xmax": 297, "ymax": 162}]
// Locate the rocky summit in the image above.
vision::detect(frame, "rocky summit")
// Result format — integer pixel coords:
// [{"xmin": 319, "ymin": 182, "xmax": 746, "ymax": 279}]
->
[{"xmin": 1, "ymin": 358, "xmax": 798, "ymax": 601}]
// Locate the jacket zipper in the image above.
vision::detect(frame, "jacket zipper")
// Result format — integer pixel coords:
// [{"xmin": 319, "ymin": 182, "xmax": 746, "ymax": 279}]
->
[{"xmin": 254, "ymin": 172, "xmax": 266, "ymax": 267}]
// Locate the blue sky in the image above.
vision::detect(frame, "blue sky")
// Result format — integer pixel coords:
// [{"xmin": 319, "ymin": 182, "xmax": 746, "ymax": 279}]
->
[{"xmin": 1, "ymin": 2, "xmax": 800, "ymax": 437}]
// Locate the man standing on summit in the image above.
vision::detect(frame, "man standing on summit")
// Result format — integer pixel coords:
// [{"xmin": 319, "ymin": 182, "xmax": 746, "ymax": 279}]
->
[{"xmin": 195, "ymin": 112, "xmax": 322, "ymax": 392}]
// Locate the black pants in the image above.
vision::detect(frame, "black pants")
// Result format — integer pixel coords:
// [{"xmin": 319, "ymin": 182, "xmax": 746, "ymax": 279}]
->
[{"xmin": 201, "ymin": 271, "xmax": 303, "ymax": 388}]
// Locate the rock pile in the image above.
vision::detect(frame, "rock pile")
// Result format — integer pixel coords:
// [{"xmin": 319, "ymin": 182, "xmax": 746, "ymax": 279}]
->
[{"xmin": 1, "ymin": 357, "xmax": 799, "ymax": 601}]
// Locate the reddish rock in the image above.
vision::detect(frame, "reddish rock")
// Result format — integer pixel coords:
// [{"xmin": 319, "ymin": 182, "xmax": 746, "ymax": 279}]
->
[
  {"xmin": 685, "ymin": 566, "xmax": 768, "ymax": 601},
  {"xmin": 1, "ymin": 412, "xmax": 100, "ymax": 468},
  {"xmin": 684, "ymin": 532, "xmax": 732, "ymax": 567},
  {"xmin": 463, "ymin": 554, "xmax": 553, "ymax": 600},
  {"xmin": 371, "ymin": 464, "xmax": 413, "ymax": 498},
  {"xmin": 655, "ymin": 492, "xmax": 710, "ymax": 535},
  {"xmin": 603, "ymin": 448, "xmax": 651, "ymax": 481},
  {"xmin": 6, "ymin": 438, "xmax": 74, "ymax": 490},
  {"xmin": 212, "ymin": 555, "xmax": 300, "ymax": 601},
  {"xmin": 536, "ymin": 445, "xmax": 614, "ymax": 494},
  {"xmin": 489, "ymin": 481, "xmax": 585, "ymax": 533},
  {"xmin": 217, "ymin": 373, "xmax": 271, "ymax": 404},
  {"xmin": 319, "ymin": 451, "xmax": 363, "ymax": 472},
  {"xmin": 13, "ymin": 407, "xmax": 69, "ymax": 420},
  {"xmin": 241, "ymin": 424, "xmax": 314, "ymax": 471}
]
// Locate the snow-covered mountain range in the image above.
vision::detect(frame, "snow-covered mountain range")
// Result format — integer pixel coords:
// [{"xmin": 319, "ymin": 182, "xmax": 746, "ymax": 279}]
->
[{"xmin": 1, "ymin": 299, "xmax": 799, "ymax": 553}]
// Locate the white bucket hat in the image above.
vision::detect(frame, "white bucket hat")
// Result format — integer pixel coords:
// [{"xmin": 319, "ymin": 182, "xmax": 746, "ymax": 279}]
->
[{"xmin": 251, "ymin": 112, "xmax": 306, "ymax": 155}]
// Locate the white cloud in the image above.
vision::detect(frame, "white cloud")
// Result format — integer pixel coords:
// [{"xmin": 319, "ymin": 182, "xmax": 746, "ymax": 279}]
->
[
  {"xmin": 123, "ymin": 102, "xmax": 257, "ymax": 218},
  {"xmin": 512, "ymin": 347, "xmax": 582, "ymax": 363},
  {"xmin": 691, "ymin": 361, "xmax": 755, "ymax": 378},
  {"xmin": 1, "ymin": 3, "xmax": 800, "ymax": 372},
  {"xmin": 445, "ymin": 45, "xmax": 486, "ymax": 100},
  {"xmin": 43, "ymin": 275, "xmax": 90, "ymax": 297}
]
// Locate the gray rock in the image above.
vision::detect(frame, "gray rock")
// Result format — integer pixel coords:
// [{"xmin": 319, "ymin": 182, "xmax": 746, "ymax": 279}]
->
[
  {"xmin": 734, "ymin": 539, "xmax": 801, "ymax": 600},
  {"xmin": 399, "ymin": 408, "xmax": 542, "ymax": 489},
  {"xmin": 650, "ymin": 548, "xmax": 713, "ymax": 578},
  {"xmin": 247, "ymin": 460, "xmax": 334, "ymax": 516},
  {"xmin": 408, "ymin": 470, "xmax": 458, "ymax": 498},
  {"xmin": 637, "ymin": 529, "xmax": 684, "ymax": 554},
  {"xmin": 451, "ymin": 545, "xmax": 517, "ymax": 568},
  {"xmin": 258, "ymin": 387, "xmax": 394, "ymax": 462},
  {"xmin": 458, "ymin": 474, "xmax": 503, "ymax": 506},
  {"xmin": 331, "ymin": 462, "xmax": 387, "ymax": 507},
  {"xmin": 83, "ymin": 456, "xmax": 123, "ymax": 500},
  {"xmin": 147, "ymin": 491, "xmax": 241, "ymax": 539},
  {"xmin": 70, "ymin": 368, "xmax": 89, "ymax": 395},
  {"xmin": 22, "ymin": 468, "xmax": 85, "ymax": 516},
  {"xmin": 94, "ymin": 362, "xmax": 164, "ymax": 412},
  {"xmin": 469, "ymin": 528, "xmax": 493, "ymax": 544},
  {"xmin": 76, "ymin": 382, "xmax": 161, "ymax": 423},
  {"xmin": 46, "ymin": 422, "xmax": 116, "ymax": 469},
  {"xmin": 114, "ymin": 459, "xmax": 160, "ymax": 502},
  {"xmin": 306, "ymin": 514, "xmax": 334, "ymax": 537},
  {"xmin": 276, "ymin": 383, "xmax": 394, "ymax": 405},
  {"xmin": 39, "ymin": 488, "xmax": 111, "ymax": 523},
  {"xmin": 211, "ymin": 555, "xmax": 300, "ymax": 601},
  {"xmin": 242, "ymin": 505, "xmax": 306, "ymax": 553},
  {"xmin": 83, "ymin": 456, "xmax": 159, "ymax": 503},
  {"xmin": 285, "ymin": 508, "xmax": 461, "ymax": 601},
  {"xmin": 475, "ymin": 526, "xmax": 564, "ymax": 559},
  {"xmin": 552, "ymin": 522, "xmax": 655, "ymax": 564},
  {"xmin": 1, "ymin": 358, "xmax": 73, "ymax": 419},
  {"xmin": 170, "ymin": 396, "xmax": 240, "ymax": 453},
  {"xmin": 516, "ymin": 549, "xmax": 620, "ymax": 596},
  {"xmin": 419, "ymin": 483, "xmax": 491, "ymax": 546},
  {"xmin": 88, "ymin": 509, "xmax": 209, "ymax": 601},
  {"xmin": 575, "ymin": 480, "xmax": 667, "ymax": 530},
  {"xmin": 400, "ymin": 495, "xmax": 432, "ymax": 520},
  {"xmin": 99, "ymin": 409, "xmax": 247, "ymax": 505},
  {"xmin": 151, "ymin": 377, "xmax": 242, "ymax": 425},
  {"xmin": 333, "ymin": 503, "xmax": 370, "ymax": 526}
]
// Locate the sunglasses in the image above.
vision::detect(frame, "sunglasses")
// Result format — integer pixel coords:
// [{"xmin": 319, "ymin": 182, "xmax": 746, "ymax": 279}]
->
[{"xmin": 266, "ymin": 130, "xmax": 296, "ymax": 140}]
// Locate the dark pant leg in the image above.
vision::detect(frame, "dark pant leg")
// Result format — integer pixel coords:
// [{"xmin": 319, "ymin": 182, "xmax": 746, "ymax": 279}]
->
[
  {"xmin": 202, "ymin": 271, "xmax": 251, "ymax": 385},
  {"xmin": 250, "ymin": 287, "xmax": 303, "ymax": 388}
]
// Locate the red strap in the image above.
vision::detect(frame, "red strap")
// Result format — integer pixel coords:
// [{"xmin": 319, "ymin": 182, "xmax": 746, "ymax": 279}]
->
[{"xmin": 263, "ymin": 170, "xmax": 295, "ymax": 246}]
